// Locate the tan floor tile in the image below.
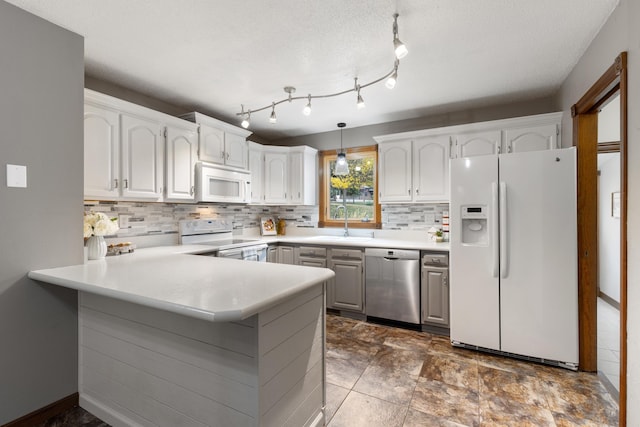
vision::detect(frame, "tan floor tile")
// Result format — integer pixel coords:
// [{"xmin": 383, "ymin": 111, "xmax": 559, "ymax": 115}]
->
[
  {"xmin": 420, "ymin": 353, "xmax": 479, "ymax": 391},
  {"xmin": 430, "ymin": 336, "xmax": 479, "ymax": 362},
  {"xmin": 544, "ymin": 375, "xmax": 619, "ymax": 425},
  {"xmin": 411, "ymin": 378, "xmax": 479, "ymax": 427},
  {"xmin": 403, "ymin": 409, "xmax": 469, "ymax": 427},
  {"xmin": 349, "ymin": 321, "xmax": 393, "ymax": 344},
  {"xmin": 478, "ymin": 364, "xmax": 548, "ymax": 408},
  {"xmin": 328, "ymin": 391, "xmax": 408, "ymax": 427},
  {"xmin": 353, "ymin": 364, "xmax": 418, "ymax": 405},
  {"xmin": 325, "ymin": 383, "xmax": 350, "ymax": 424},
  {"xmin": 326, "ymin": 354, "xmax": 369, "ymax": 389},
  {"xmin": 370, "ymin": 346, "xmax": 425, "ymax": 376},
  {"xmin": 552, "ymin": 411, "xmax": 617, "ymax": 427},
  {"xmin": 479, "ymin": 393, "xmax": 556, "ymax": 426}
]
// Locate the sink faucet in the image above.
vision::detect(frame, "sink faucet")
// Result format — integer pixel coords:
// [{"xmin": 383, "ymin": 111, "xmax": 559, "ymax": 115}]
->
[{"xmin": 334, "ymin": 204, "xmax": 349, "ymax": 237}]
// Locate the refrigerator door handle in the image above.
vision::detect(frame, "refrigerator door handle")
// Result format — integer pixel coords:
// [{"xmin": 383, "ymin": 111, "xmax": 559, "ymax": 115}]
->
[
  {"xmin": 492, "ymin": 182, "xmax": 499, "ymax": 277},
  {"xmin": 500, "ymin": 182, "xmax": 509, "ymax": 278}
]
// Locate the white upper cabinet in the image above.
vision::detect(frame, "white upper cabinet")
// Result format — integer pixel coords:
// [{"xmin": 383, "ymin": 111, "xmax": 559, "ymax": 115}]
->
[
  {"xmin": 451, "ymin": 113, "xmax": 562, "ymax": 158},
  {"xmin": 378, "ymin": 140, "xmax": 412, "ymax": 202},
  {"xmin": 453, "ymin": 130, "xmax": 501, "ymax": 158},
  {"xmin": 263, "ymin": 148, "xmax": 288, "ymax": 204},
  {"xmin": 181, "ymin": 112, "xmax": 251, "ymax": 169},
  {"xmin": 120, "ymin": 114, "xmax": 165, "ymax": 201},
  {"xmin": 84, "ymin": 103, "xmax": 120, "ymax": 199},
  {"xmin": 165, "ymin": 120, "xmax": 198, "ymax": 202},
  {"xmin": 224, "ymin": 132, "xmax": 249, "ymax": 169},
  {"xmin": 288, "ymin": 146, "xmax": 317, "ymax": 205},
  {"xmin": 198, "ymin": 125, "xmax": 225, "ymax": 164},
  {"xmin": 377, "ymin": 137, "xmax": 450, "ymax": 203},
  {"xmin": 249, "ymin": 143, "xmax": 317, "ymax": 206},
  {"xmin": 248, "ymin": 142, "xmax": 264, "ymax": 204},
  {"xmin": 413, "ymin": 136, "xmax": 450, "ymax": 202},
  {"xmin": 504, "ymin": 123, "xmax": 559, "ymax": 153},
  {"xmin": 374, "ymin": 112, "xmax": 561, "ymax": 203}
]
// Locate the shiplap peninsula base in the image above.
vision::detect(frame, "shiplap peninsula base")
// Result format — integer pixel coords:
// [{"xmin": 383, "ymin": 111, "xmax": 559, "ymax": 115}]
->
[
  {"xmin": 29, "ymin": 249, "xmax": 333, "ymax": 427},
  {"xmin": 79, "ymin": 284, "xmax": 325, "ymax": 427}
]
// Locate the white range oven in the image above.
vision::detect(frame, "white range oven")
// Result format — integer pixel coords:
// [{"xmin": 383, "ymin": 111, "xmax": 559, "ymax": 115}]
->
[{"xmin": 179, "ymin": 219, "xmax": 267, "ymax": 262}]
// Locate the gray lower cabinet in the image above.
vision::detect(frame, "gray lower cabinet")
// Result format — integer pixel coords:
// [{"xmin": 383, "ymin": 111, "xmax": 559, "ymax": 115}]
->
[
  {"xmin": 267, "ymin": 244, "xmax": 296, "ymax": 264},
  {"xmin": 328, "ymin": 248, "xmax": 364, "ymax": 313},
  {"xmin": 267, "ymin": 245, "xmax": 278, "ymax": 263},
  {"xmin": 421, "ymin": 253, "xmax": 450, "ymax": 327}
]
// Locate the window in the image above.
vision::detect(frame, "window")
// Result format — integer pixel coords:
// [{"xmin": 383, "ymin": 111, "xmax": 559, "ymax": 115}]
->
[{"xmin": 319, "ymin": 145, "xmax": 381, "ymax": 229}]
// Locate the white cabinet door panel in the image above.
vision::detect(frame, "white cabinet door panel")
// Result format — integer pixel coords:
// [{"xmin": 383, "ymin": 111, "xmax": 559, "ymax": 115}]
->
[
  {"xmin": 121, "ymin": 114, "xmax": 164, "ymax": 200},
  {"xmin": 84, "ymin": 104, "xmax": 120, "ymax": 199},
  {"xmin": 379, "ymin": 141, "xmax": 412, "ymax": 202},
  {"xmin": 199, "ymin": 124, "xmax": 225, "ymax": 164},
  {"xmin": 504, "ymin": 124, "xmax": 558, "ymax": 153},
  {"xmin": 165, "ymin": 125, "xmax": 197, "ymax": 201},
  {"xmin": 455, "ymin": 130, "xmax": 501, "ymax": 158},
  {"xmin": 224, "ymin": 133, "xmax": 248, "ymax": 169},
  {"xmin": 413, "ymin": 136, "xmax": 449, "ymax": 201}
]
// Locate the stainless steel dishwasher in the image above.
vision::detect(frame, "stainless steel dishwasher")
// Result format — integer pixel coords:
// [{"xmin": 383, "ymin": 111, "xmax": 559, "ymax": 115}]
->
[{"xmin": 365, "ymin": 248, "xmax": 420, "ymax": 324}]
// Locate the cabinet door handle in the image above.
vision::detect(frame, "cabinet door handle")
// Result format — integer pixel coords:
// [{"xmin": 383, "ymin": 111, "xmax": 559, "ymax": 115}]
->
[
  {"xmin": 226, "ymin": 152, "xmax": 230, "ymax": 160},
  {"xmin": 298, "ymin": 192, "xmax": 301, "ymax": 198},
  {"xmin": 114, "ymin": 178, "xmax": 118, "ymax": 189},
  {"xmin": 124, "ymin": 179, "xmax": 128, "ymax": 189},
  {"xmin": 190, "ymin": 186, "xmax": 194, "ymax": 196},
  {"xmin": 408, "ymin": 189, "xmax": 411, "ymax": 195},
  {"xmin": 416, "ymin": 188, "xmax": 419, "ymax": 195}
]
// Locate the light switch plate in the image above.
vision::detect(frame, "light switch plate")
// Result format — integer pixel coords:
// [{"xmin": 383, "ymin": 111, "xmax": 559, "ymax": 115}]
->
[{"xmin": 7, "ymin": 164, "xmax": 27, "ymax": 188}]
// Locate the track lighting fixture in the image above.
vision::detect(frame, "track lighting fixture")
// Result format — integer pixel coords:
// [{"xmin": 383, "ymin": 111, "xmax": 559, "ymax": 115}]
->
[
  {"xmin": 236, "ymin": 14, "xmax": 408, "ymax": 128},
  {"xmin": 269, "ymin": 102, "xmax": 277, "ymax": 124},
  {"xmin": 303, "ymin": 94, "xmax": 312, "ymax": 116},
  {"xmin": 355, "ymin": 78, "xmax": 365, "ymax": 110},
  {"xmin": 385, "ymin": 60, "xmax": 399, "ymax": 89},
  {"xmin": 334, "ymin": 123, "xmax": 349, "ymax": 176},
  {"xmin": 392, "ymin": 13, "xmax": 408, "ymax": 59},
  {"xmin": 240, "ymin": 105, "xmax": 250, "ymax": 129}
]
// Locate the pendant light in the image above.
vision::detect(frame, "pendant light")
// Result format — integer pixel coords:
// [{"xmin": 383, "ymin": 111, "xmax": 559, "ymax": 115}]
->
[{"xmin": 335, "ymin": 123, "xmax": 349, "ymax": 176}]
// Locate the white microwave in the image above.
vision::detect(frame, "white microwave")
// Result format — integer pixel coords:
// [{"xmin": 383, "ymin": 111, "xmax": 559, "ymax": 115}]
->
[{"xmin": 196, "ymin": 163, "xmax": 251, "ymax": 203}]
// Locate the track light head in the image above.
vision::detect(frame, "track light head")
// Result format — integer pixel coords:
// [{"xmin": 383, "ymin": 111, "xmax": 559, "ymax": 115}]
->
[
  {"xmin": 269, "ymin": 103, "xmax": 277, "ymax": 124},
  {"xmin": 303, "ymin": 95, "xmax": 311, "ymax": 116}
]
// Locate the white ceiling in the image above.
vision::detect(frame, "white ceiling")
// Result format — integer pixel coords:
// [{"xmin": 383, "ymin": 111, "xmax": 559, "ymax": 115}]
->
[{"xmin": 6, "ymin": 0, "xmax": 618, "ymax": 140}]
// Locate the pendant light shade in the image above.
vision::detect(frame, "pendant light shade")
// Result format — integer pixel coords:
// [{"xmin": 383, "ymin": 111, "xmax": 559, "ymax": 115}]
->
[{"xmin": 334, "ymin": 123, "xmax": 349, "ymax": 176}]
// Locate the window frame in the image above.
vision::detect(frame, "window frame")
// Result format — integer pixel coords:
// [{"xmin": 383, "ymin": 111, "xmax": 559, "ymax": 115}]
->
[{"xmin": 318, "ymin": 144, "xmax": 381, "ymax": 229}]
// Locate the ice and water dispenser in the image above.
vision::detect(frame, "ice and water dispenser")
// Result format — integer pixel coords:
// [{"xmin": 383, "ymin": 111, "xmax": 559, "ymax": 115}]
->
[{"xmin": 460, "ymin": 205, "xmax": 488, "ymax": 245}]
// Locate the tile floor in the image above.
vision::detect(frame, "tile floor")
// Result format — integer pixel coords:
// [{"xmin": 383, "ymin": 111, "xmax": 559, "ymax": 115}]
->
[
  {"xmin": 597, "ymin": 297, "xmax": 620, "ymax": 395},
  {"xmin": 324, "ymin": 314, "xmax": 619, "ymax": 427},
  {"xmin": 41, "ymin": 313, "xmax": 619, "ymax": 426}
]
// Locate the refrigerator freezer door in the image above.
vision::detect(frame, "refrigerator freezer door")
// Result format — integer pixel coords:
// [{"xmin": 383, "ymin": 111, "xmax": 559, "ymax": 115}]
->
[
  {"xmin": 450, "ymin": 155, "xmax": 500, "ymax": 350},
  {"xmin": 498, "ymin": 148, "xmax": 578, "ymax": 364}
]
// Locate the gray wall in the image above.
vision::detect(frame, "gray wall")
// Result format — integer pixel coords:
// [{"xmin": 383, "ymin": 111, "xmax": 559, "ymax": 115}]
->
[
  {"xmin": 272, "ymin": 96, "xmax": 557, "ymax": 150},
  {"xmin": 555, "ymin": 0, "xmax": 639, "ymax": 423},
  {"xmin": 0, "ymin": 1, "xmax": 84, "ymax": 423}
]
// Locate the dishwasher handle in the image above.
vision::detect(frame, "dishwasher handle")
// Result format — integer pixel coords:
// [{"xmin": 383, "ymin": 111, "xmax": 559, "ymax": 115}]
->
[{"xmin": 383, "ymin": 256, "xmax": 399, "ymax": 261}]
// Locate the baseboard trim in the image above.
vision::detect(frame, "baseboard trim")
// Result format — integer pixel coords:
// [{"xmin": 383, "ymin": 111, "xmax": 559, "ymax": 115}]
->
[
  {"xmin": 2, "ymin": 393, "xmax": 79, "ymax": 427},
  {"xmin": 599, "ymin": 291, "xmax": 620, "ymax": 310}
]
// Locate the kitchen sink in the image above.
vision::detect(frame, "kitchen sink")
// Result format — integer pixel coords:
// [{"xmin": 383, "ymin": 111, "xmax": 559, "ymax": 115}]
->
[{"xmin": 306, "ymin": 235, "xmax": 373, "ymax": 242}]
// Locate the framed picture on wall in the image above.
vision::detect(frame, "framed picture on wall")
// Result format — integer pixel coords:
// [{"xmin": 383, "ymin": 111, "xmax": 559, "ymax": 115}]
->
[
  {"xmin": 260, "ymin": 217, "xmax": 276, "ymax": 235},
  {"xmin": 611, "ymin": 191, "xmax": 620, "ymax": 218}
]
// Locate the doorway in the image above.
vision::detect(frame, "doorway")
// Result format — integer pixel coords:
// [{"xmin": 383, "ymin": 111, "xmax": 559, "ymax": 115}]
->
[
  {"xmin": 596, "ymin": 93, "xmax": 621, "ymax": 398},
  {"xmin": 573, "ymin": 52, "xmax": 627, "ymax": 425}
]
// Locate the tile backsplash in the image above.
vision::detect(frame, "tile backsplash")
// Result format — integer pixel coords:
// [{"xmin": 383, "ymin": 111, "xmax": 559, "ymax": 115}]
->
[{"xmin": 84, "ymin": 201, "xmax": 449, "ymax": 238}]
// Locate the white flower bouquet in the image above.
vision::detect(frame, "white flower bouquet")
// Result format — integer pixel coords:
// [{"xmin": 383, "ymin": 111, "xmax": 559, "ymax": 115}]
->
[{"xmin": 84, "ymin": 212, "xmax": 119, "ymax": 237}]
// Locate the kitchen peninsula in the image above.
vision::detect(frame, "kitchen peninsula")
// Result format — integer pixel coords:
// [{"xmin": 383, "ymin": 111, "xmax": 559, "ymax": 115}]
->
[{"xmin": 29, "ymin": 247, "xmax": 334, "ymax": 427}]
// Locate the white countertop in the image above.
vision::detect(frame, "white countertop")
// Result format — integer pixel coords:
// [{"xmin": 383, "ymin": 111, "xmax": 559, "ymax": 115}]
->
[
  {"xmin": 259, "ymin": 235, "xmax": 450, "ymax": 251},
  {"xmin": 28, "ymin": 245, "xmax": 334, "ymax": 323}
]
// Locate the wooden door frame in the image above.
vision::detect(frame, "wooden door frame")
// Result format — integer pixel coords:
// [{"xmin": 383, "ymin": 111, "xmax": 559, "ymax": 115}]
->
[{"xmin": 572, "ymin": 51, "xmax": 627, "ymax": 424}]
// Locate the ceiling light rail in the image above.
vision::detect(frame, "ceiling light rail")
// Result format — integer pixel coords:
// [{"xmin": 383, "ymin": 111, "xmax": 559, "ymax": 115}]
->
[{"xmin": 237, "ymin": 13, "xmax": 408, "ymax": 129}]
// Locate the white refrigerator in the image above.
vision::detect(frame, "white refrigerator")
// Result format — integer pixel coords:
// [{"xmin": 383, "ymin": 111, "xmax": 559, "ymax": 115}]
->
[{"xmin": 450, "ymin": 147, "xmax": 578, "ymax": 367}]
